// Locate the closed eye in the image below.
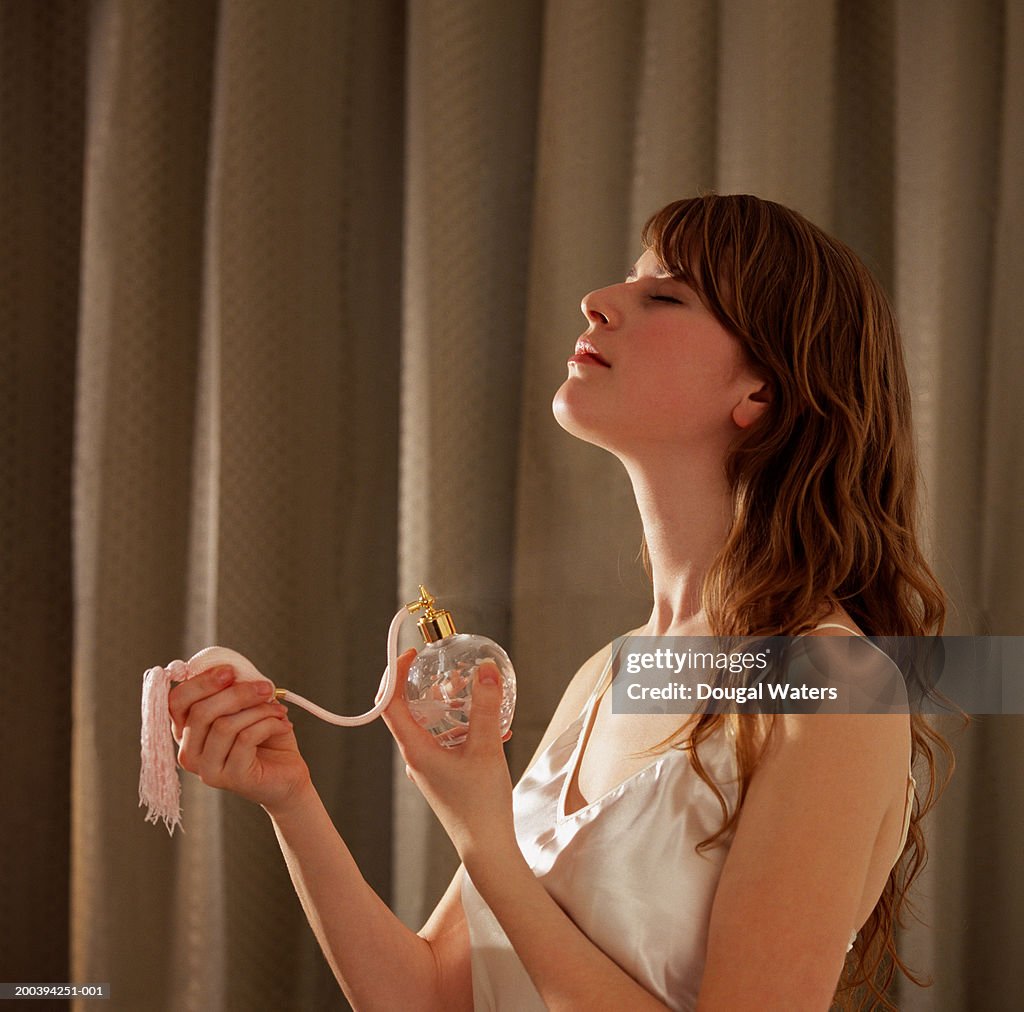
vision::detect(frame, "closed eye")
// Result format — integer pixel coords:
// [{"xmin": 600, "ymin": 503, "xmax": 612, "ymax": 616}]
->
[{"xmin": 649, "ymin": 294, "xmax": 682, "ymax": 304}]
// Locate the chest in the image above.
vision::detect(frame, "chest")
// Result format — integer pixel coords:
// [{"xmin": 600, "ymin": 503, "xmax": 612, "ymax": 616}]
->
[{"xmin": 565, "ymin": 688, "xmax": 698, "ymax": 816}]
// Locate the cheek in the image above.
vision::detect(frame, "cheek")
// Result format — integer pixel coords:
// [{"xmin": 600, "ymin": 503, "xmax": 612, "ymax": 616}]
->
[{"xmin": 628, "ymin": 355, "xmax": 741, "ymax": 431}]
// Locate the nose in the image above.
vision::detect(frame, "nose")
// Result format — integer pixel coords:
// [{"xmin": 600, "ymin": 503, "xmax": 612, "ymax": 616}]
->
[{"xmin": 580, "ymin": 285, "xmax": 615, "ymax": 327}]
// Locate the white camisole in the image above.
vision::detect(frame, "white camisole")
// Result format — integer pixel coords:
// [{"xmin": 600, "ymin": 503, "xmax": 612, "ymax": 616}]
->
[{"xmin": 461, "ymin": 624, "xmax": 916, "ymax": 1010}]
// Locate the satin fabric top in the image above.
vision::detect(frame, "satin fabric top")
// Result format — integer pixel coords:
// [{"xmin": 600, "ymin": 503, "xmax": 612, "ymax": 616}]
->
[{"xmin": 461, "ymin": 626, "xmax": 916, "ymax": 1010}]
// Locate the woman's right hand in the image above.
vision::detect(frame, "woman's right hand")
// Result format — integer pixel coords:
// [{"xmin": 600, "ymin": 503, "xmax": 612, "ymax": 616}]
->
[{"xmin": 168, "ymin": 665, "xmax": 312, "ymax": 814}]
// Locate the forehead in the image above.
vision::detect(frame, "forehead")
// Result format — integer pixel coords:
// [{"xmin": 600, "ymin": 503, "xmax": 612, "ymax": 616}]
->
[{"xmin": 628, "ymin": 248, "xmax": 673, "ymax": 280}]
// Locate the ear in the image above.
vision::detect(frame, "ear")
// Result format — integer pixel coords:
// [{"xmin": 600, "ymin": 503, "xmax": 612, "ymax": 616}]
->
[{"xmin": 732, "ymin": 381, "xmax": 772, "ymax": 430}]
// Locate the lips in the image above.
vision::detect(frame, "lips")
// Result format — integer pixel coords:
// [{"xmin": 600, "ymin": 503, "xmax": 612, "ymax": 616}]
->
[{"xmin": 571, "ymin": 338, "xmax": 611, "ymax": 367}]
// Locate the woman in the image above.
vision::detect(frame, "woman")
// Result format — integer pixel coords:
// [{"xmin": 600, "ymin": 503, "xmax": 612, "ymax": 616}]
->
[{"xmin": 169, "ymin": 194, "xmax": 951, "ymax": 1010}]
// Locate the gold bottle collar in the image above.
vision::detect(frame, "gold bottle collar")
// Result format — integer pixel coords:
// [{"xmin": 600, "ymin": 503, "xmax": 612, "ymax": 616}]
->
[{"xmin": 405, "ymin": 585, "xmax": 458, "ymax": 644}]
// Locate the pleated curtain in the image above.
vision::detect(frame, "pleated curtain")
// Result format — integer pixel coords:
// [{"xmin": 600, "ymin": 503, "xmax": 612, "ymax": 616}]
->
[{"xmin": 0, "ymin": 2, "xmax": 1019, "ymax": 1010}]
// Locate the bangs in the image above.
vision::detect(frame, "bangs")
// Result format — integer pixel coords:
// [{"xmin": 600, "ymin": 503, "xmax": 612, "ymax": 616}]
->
[
  {"xmin": 640, "ymin": 199, "xmax": 707, "ymax": 291},
  {"xmin": 641, "ymin": 196, "xmax": 742, "ymax": 327}
]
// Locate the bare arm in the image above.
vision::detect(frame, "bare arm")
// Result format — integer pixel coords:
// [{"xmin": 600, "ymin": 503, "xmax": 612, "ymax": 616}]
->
[
  {"xmin": 265, "ymin": 786, "xmax": 472, "ymax": 1011},
  {"xmin": 169, "ymin": 663, "xmax": 471, "ymax": 1011},
  {"xmin": 696, "ymin": 710, "xmax": 910, "ymax": 1010}
]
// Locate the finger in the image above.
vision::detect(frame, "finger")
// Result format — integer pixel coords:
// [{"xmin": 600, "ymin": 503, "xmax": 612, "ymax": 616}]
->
[
  {"xmin": 465, "ymin": 662, "xmax": 505, "ymax": 757},
  {"xmin": 221, "ymin": 714, "xmax": 296, "ymax": 786},
  {"xmin": 178, "ymin": 677, "xmax": 277, "ymax": 760},
  {"xmin": 380, "ymin": 648, "xmax": 436, "ymax": 761},
  {"xmin": 194, "ymin": 701, "xmax": 290, "ymax": 777},
  {"xmin": 169, "ymin": 665, "xmax": 237, "ymax": 737},
  {"xmin": 434, "ymin": 724, "xmax": 469, "ymax": 747}
]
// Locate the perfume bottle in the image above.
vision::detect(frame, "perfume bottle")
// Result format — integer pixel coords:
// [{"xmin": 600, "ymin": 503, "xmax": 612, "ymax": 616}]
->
[{"xmin": 404, "ymin": 586, "xmax": 516, "ymax": 747}]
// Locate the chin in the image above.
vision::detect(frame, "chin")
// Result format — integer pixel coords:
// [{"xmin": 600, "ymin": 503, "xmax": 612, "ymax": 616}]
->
[
  {"xmin": 551, "ymin": 382, "xmax": 618, "ymax": 451},
  {"xmin": 551, "ymin": 381, "xmax": 587, "ymax": 436}
]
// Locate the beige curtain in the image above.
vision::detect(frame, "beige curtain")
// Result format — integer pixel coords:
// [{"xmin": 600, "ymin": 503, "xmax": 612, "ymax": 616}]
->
[{"xmin": 0, "ymin": 1, "xmax": 1018, "ymax": 1009}]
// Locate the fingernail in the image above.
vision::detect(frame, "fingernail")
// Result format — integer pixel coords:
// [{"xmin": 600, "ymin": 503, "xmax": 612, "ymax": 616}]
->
[
  {"xmin": 478, "ymin": 663, "xmax": 500, "ymax": 685},
  {"xmin": 215, "ymin": 667, "xmax": 234, "ymax": 684},
  {"xmin": 254, "ymin": 680, "xmax": 274, "ymax": 696}
]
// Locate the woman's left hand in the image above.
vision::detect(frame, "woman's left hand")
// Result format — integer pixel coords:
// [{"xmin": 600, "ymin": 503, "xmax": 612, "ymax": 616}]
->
[{"xmin": 382, "ymin": 649, "xmax": 517, "ymax": 864}]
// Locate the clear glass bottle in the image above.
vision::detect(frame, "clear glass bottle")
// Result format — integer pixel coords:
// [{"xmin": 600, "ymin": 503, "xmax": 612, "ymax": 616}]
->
[{"xmin": 404, "ymin": 586, "xmax": 516, "ymax": 747}]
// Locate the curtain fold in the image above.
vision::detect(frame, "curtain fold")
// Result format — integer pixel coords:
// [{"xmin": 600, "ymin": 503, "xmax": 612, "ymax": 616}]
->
[
  {"xmin": 72, "ymin": 2, "xmax": 216, "ymax": 1005},
  {"xmin": 0, "ymin": 2, "xmax": 1017, "ymax": 1009},
  {"xmin": 892, "ymin": 3, "xmax": 1012, "ymax": 1006},
  {"xmin": 0, "ymin": 0, "xmax": 86, "ymax": 993},
  {"xmin": 396, "ymin": 0, "xmax": 543, "ymax": 927},
  {"xmin": 70, "ymin": 1, "xmax": 405, "ymax": 1008}
]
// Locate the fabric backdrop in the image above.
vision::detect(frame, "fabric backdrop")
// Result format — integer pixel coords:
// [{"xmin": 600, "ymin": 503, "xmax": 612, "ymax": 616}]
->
[{"xmin": 0, "ymin": 1, "xmax": 1019, "ymax": 1010}]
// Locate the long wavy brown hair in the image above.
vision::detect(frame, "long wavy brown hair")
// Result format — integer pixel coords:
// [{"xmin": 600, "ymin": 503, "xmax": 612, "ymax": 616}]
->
[{"xmin": 638, "ymin": 194, "xmax": 957, "ymax": 1010}]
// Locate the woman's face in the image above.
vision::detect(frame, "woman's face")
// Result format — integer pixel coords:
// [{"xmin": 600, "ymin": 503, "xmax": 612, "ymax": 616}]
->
[{"xmin": 552, "ymin": 249, "xmax": 768, "ymax": 458}]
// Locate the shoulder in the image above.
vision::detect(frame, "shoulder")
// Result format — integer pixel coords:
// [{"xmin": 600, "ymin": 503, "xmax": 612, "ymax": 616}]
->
[
  {"xmin": 791, "ymin": 609, "xmax": 910, "ymax": 714},
  {"xmin": 760, "ymin": 710, "xmax": 910, "ymax": 783},
  {"xmin": 773, "ymin": 607, "xmax": 909, "ymax": 750},
  {"xmin": 753, "ymin": 610, "xmax": 913, "ymax": 844},
  {"xmin": 801, "ymin": 605, "xmax": 864, "ymax": 637},
  {"xmin": 558, "ymin": 624, "xmax": 647, "ymax": 711}
]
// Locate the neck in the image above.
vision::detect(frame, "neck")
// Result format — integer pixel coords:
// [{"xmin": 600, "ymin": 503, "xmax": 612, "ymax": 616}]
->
[{"xmin": 621, "ymin": 449, "xmax": 734, "ymax": 636}]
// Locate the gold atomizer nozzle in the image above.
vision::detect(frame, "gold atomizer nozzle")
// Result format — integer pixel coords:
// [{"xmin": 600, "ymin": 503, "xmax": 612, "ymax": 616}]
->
[{"xmin": 405, "ymin": 585, "xmax": 457, "ymax": 644}]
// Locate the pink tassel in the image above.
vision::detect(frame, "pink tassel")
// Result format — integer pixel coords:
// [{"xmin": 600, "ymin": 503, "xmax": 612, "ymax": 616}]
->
[
  {"xmin": 139, "ymin": 659, "xmax": 189, "ymax": 835},
  {"xmin": 139, "ymin": 648, "xmax": 273, "ymax": 834}
]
